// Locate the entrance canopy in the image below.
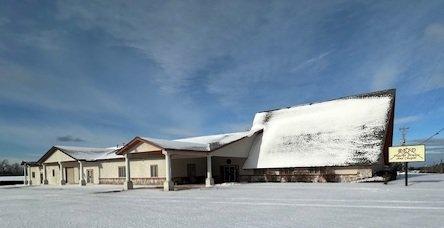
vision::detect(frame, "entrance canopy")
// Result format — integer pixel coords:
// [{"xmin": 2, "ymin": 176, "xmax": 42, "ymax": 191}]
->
[{"xmin": 117, "ymin": 130, "xmax": 261, "ymax": 158}]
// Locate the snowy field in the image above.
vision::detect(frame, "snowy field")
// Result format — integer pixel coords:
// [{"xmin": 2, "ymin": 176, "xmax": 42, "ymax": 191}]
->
[
  {"xmin": 1, "ymin": 174, "xmax": 444, "ymax": 228},
  {"xmin": 0, "ymin": 176, "xmax": 23, "ymax": 181}
]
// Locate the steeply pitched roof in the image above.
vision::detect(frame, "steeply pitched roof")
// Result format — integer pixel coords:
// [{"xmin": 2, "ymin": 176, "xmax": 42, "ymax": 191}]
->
[{"xmin": 243, "ymin": 89, "xmax": 395, "ymax": 169}]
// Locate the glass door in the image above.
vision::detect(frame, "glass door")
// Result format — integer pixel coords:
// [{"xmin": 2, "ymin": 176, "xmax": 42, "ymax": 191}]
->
[{"xmin": 86, "ymin": 169, "xmax": 94, "ymax": 183}]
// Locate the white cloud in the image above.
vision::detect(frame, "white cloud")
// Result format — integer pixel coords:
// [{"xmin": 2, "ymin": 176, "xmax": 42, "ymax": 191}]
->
[
  {"xmin": 371, "ymin": 63, "xmax": 402, "ymax": 90},
  {"xmin": 291, "ymin": 51, "xmax": 332, "ymax": 73},
  {"xmin": 419, "ymin": 73, "xmax": 444, "ymax": 92},
  {"xmin": 160, "ymin": 127, "xmax": 201, "ymax": 139},
  {"xmin": 343, "ymin": 4, "xmax": 444, "ymax": 94},
  {"xmin": 220, "ymin": 122, "xmax": 252, "ymax": 133},
  {"xmin": 0, "ymin": 120, "xmax": 125, "ymax": 147},
  {"xmin": 0, "ymin": 60, "xmax": 117, "ymax": 114},
  {"xmin": 424, "ymin": 23, "xmax": 444, "ymax": 43},
  {"xmin": 395, "ymin": 115, "xmax": 421, "ymax": 125},
  {"xmin": 55, "ymin": 1, "xmax": 256, "ymax": 93},
  {"xmin": 54, "ymin": 1, "xmax": 338, "ymax": 107},
  {"xmin": 2, "ymin": 0, "xmax": 444, "ymax": 162}
]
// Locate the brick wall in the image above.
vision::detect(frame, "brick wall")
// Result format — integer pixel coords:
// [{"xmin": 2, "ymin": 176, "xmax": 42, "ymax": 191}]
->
[
  {"xmin": 99, "ymin": 177, "xmax": 165, "ymax": 185},
  {"xmin": 240, "ymin": 166, "xmax": 373, "ymax": 183}
]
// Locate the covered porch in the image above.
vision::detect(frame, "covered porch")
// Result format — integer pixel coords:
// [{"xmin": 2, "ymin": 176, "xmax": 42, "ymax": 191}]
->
[
  {"xmin": 117, "ymin": 130, "xmax": 260, "ymax": 191},
  {"xmin": 35, "ymin": 146, "xmax": 120, "ymax": 186},
  {"xmin": 40, "ymin": 160, "xmax": 91, "ymax": 186}
]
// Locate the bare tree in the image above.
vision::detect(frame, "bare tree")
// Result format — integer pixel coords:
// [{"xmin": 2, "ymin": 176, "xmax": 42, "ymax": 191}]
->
[{"xmin": 0, "ymin": 160, "xmax": 24, "ymax": 176}]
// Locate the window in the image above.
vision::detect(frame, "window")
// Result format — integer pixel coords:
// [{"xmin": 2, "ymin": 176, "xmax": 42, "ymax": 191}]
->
[
  {"xmin": 32, "ymin": 172, "xmax": 35, "ymax": 178},
  {"xmin": 52, "ymin": 169, "xmax": 55, "ymax": 177},
  {"xmin": 150, "ymin": 165, "xmax": 158, "ymax": 177},
  {"xmin": 118, "ymin": 166, "xmax": 126, "ymax": 178}
]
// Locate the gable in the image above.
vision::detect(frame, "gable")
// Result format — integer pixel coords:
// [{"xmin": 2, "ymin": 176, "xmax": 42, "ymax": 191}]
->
[
  {"xmin": 127, "ymin": 141, "xmax": 162, "ymax": 153},
  {"xmin": 211, "ymin": 133, "xmax": 257, "ymax": 158},
  {"xmin": 43, "ymin": 149, "xmax": 76, "ymax": 163}
]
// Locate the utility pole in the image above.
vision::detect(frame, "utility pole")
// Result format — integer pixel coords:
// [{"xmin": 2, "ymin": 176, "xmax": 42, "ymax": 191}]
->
[
  {"xmin": 399, "ymin": 127, "xmax": 409, "ymax": 186},
  {"xmin": 400, "ymin": 127, "xmax": 409, "ymax": 145}
]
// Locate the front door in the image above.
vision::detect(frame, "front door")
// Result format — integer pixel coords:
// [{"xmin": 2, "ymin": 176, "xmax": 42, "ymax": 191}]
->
[
  {"xmin": 187, "ymin": 164, "xmax": 196, "ymax": 184},
  {"xmin": 86, "ymin": 169, "xmax": 94, "ymax": 184},
  {"xmin": 40, "ymin": 173, "xmax": 43, "ymax": 184},
  {"xmin": 66, "ymin": 167, "xmax": 75, "ymax": 184},
  {"xmin": 222, "ymin": 165, "xmax": 239, "ymax": 182}
]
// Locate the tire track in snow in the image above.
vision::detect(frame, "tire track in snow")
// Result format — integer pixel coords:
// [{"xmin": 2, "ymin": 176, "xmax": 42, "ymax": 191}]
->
[{"xmin": 146, "ymin": 199, "xmax": 444, "ymax": 210}]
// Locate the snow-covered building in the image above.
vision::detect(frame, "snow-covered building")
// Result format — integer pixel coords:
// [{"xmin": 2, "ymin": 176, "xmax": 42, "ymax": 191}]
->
[
  {"xmin": 23, "ymin": 146, "xmax": 123, "ymax": 186},
  {"xmin": 23, "ymin": 89, "xmax": 395, "ymax": 190},
  {"xmin": 115, "ymin": 130, "xmax": 262, "ymax": 190},
  {"xmin": 242, "ymin": 89, "xmax": 395, "ymax": 182}
]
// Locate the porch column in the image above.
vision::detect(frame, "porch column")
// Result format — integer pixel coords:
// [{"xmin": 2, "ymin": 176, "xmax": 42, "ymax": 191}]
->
[
  {"xmin": 23, "ymin": 164, "xmax": 28, "ymax": 185},
  {"xmin": 205, "ymin": 155, "xmax": 214, "ymax": 187},
  {"xmin": 42, "ymin": 164, "xmax": 48, "ymax": 185},
  {"xmin": 163, "ymin": 150, "xmax": 174, "ymax": 191},
  {"xmin": 78, "ymin": 161, "xmax": 86, "ymax": 186},
  {"xmin": 27, "ymin": 165, "xmax": 32, "ymax": 185},
  {"xmin": 58, "ymin": 162, "xmax": 65, "ymax": 185},
  {"xmin": 123, "ymin": 153, "xmax": 133, "ymax": 190}
]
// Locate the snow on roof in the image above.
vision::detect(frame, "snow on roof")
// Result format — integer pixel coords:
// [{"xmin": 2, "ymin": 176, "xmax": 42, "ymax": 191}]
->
[
  {"xmin": 55, "ymin": 146, "xmax": 123, "ymax": 161},
  {"xmin": 21, "ymin": 161, "xmax": 40, "ymax": 166},
  {"xmin": 175, "ymin": 131, "xmax": 253, "ymax": 150},
  {"xmin": 140, "ymin": 131, "xmax": 256, "ymax": 152},
  {"xmin": 243, "ymin": 90, "xmax": 394, "ymax": 169},
  {"xmin": 140, "ymin": 137, "xmax": 209, "ymax": 151}
]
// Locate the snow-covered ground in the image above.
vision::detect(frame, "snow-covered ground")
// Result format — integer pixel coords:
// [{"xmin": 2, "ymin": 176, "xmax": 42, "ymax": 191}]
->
[
  {"xmin": 1, "ymin": 174, "xmax": 444, "ymax": 227},
  {"xmin": 0, "ymin": 176, "xmax": 23, "ymax": 181}
]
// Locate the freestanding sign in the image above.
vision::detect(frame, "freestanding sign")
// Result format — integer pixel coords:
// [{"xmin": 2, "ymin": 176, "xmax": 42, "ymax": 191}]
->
[
  {"xmin": 388, "ymin": 144, "xmax": 426, "ymax": 186},
  {"xmin": 389, "ymin": 145, "xmax": 426, "ymax": 163}
]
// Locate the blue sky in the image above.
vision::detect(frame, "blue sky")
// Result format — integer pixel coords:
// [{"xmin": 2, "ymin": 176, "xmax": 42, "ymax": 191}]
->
[{"xmin": 0, "ymin": 1, "xmax": 443, "ymax": 164}]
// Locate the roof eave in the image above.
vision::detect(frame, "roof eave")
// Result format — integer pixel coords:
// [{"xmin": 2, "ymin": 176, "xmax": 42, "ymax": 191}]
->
[{"xmin": 208, "ymin": 129, "xmax": 264, "ymax": 152}]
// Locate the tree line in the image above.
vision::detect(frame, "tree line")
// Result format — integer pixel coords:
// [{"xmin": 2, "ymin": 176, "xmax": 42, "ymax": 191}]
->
[
  {"xmin": 0, "ymin": 160, "xmax": 23, "ymax": 176},
  {"xmin": 420, "ymin": 162, "xmax": 444, "ymax": 173}
]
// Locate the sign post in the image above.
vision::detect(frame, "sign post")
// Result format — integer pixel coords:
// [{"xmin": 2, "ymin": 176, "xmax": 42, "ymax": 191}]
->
[
  {"xmin": 404, "ymin": 162, "xmax": 408, "ymax": 186},
  {"xmin": 388, "ymin": 144, "xmax": 425, "ymax": 186}
]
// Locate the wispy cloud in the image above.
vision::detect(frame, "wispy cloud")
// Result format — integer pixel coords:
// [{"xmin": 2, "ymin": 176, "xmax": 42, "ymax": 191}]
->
[
  {"xmin": 55, "ymin": 1, "xmax": 340, "ymax": 108},
  {"xmin": 395, "ymin": 115, "xmax": 422, "ymax": 125},
  {"xmin": 291, "ymin": 51, "xmax": 332, "ymax": 73},
  {"xmin": 0, "ymin": 0, "xmax": 443, "ymax": 162},
  {"xmin": 56, "ymin": 135, "xmax": 85, "ymax": 142},
  {"xmin": 410, "ymin": 138, "xmax": 444, "ymax": 154},
  {"xmin": 407, "ymin": 138, "xmax": 444, "ymax": 165},
  {"xmin": 424, "ymin": 23, "xmax": 444, "ymax": 43},
  {"xmin": 371, "ymin": 63, "xmax": 403, "ymax": 90}
]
